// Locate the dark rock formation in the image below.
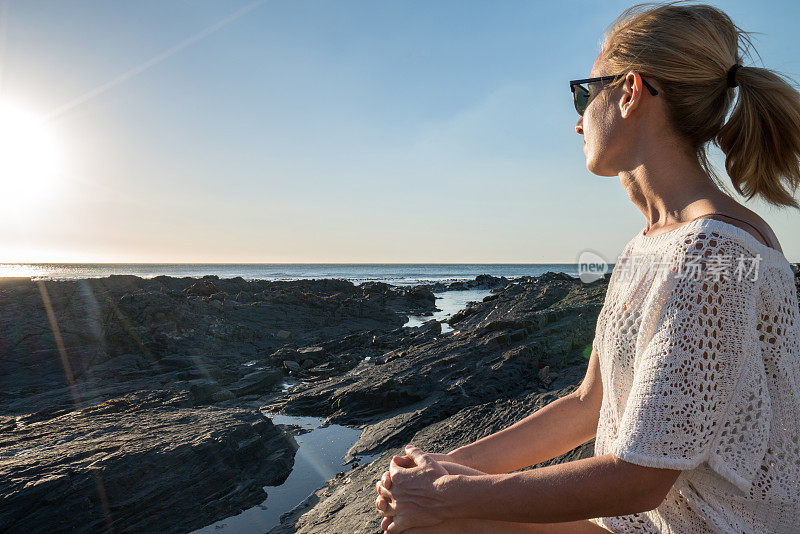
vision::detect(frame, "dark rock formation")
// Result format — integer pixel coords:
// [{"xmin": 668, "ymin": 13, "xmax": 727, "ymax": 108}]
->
[
  {"xmin": 0, "ymin": 275, "xmax": 436, "ymax": 415},
  {"xmin": 0, "ymin": 274, "xmax": 440, "ymax": 533},
  {"xmin": 266, "ymin": 271, "xmax": 608, "ymax": 462},
  {"xmin": 0, "ymin": 388, "xmax": 297, "ymax": 534},
  {"xmin": 413, "ymin": 273, "xmax": 513, "ymax": 293}
]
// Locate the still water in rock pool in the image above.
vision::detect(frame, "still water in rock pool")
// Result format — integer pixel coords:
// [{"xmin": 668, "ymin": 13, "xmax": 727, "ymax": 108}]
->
[
  {"xmin": 193, "ymin": 289, "xmax": 493, "ymax": 532},
  {"xmin": 404, "ymin": 289, "xmax": 495, "ymax": 332},
  {"xmin": 192, "ymin": 413, "xmax": 378, "ymax": 533}
]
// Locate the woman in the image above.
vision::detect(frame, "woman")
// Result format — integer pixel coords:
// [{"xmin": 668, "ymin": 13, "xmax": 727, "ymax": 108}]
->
[{"xmin": 374, "ymin": 1, "xmax": 800, "ymax": 533}]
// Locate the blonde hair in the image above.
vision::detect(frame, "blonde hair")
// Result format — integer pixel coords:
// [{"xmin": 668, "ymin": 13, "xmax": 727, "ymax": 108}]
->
[{"xmin": 599, "ymin": 0, "xmax": 800, "ymax": 210}]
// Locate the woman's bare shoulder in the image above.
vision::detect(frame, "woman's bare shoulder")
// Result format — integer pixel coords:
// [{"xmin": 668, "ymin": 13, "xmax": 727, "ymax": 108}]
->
[{"xmin": 705, "ymin": 209, "xmax": 783, "ymax": 254}]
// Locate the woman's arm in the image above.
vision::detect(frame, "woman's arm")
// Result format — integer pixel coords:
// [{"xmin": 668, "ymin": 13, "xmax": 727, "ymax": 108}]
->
[
  {"xmin": 446, "ymin": 348, "xmax": 603, "ymax": 474},
  {"xmin": 433, "ymin": 452, "xmax": 680, "ymax": 524},
  {"xmin": 378, "ymin": 447, "xmax": 681, "ymax": 532}
]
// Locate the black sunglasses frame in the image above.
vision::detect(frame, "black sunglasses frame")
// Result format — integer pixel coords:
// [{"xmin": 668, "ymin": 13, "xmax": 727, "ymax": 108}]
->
[{"xmin": 569, "ymin": 74, "xmax": 659, "ymax": 116}]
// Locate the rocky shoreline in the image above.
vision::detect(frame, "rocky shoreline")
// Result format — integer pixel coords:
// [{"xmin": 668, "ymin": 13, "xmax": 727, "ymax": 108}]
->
[{"xmin": 1, "ymin": 265, "xmax": 797, "ymax": 533}]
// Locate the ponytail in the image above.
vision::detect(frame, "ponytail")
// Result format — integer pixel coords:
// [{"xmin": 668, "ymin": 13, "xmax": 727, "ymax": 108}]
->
[{"xmin": 716, "ymin": 66, "xmax": 800, "ymax": 210}]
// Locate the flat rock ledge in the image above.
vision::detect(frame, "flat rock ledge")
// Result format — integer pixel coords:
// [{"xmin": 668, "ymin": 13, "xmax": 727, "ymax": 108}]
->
[{"xmin": 0, "ymin": 389, "xmax": 298, "ymax": 534}]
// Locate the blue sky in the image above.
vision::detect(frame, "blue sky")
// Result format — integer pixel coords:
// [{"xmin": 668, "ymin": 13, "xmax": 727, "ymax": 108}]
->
[{"xmin": 1, "ymin": 0, "xmax": 798, "ymax": 263}]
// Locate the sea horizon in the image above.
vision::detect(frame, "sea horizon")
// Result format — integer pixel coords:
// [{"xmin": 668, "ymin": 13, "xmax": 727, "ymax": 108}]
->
[{"xmin": 0, "ymin": 262, "xmax": 600, "ymax": 285}]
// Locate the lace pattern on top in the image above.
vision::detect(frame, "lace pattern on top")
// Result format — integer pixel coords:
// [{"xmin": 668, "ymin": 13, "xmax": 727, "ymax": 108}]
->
[{"xmin": 590, "ymin": 218, "xmax": 800, "ymax": 534}]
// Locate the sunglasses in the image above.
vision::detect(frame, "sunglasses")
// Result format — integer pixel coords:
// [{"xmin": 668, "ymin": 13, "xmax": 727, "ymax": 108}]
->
[{"xmin": 569, "ymin": 74, "xmax": 659, "ymax": 116}]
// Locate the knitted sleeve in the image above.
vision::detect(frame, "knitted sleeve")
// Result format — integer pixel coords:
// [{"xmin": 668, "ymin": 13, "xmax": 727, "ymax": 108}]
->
[{"xmin": 610, "ymin": 231, "xmax": 771, "ymax": 495}]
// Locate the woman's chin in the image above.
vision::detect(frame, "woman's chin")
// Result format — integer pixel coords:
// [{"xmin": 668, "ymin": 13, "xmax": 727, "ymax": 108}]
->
[
  {"xmin": 585, "ymin": 154, "xmax": 617, "ymax": 177},
  {"xmin": 585, "ymin": 155, "xmax": 601, "ymax": 174},
  {"xmin": 586, "ymin": 165, "xmax": 616, "ymax": 178}
]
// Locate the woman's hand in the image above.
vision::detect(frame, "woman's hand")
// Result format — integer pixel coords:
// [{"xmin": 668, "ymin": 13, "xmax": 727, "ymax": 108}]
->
[
  {"xmin": 376, "ymin": 450, "xmax": 457, "ymax": 530},
  {"xmin": 374, "ymin": 445, "xmax": 452, "ymax": 533},
  {"xmin": 376, "ymin": 457, "xmax": 419, "ymax": 531}
]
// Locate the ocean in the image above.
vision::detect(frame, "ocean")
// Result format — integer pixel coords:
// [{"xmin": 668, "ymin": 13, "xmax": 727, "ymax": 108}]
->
[{"xmin": 0, "ymin": 263, "xmax": 584, "ymax": 285}]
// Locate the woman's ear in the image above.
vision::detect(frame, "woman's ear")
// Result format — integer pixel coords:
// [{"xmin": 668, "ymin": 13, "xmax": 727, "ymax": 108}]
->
[{"xmin": 619, "ymin": 71, "xmax": 643, "ymax": 119}]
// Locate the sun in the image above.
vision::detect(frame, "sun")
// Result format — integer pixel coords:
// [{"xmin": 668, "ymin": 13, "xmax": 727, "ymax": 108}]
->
[{"xmin": 0, "ymin": 100, "xmax": 63, "ymax": 204}]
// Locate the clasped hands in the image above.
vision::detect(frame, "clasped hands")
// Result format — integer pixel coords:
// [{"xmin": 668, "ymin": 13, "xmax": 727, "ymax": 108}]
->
[{"xmin": 374, "ymin": 444, "xmax": 452, "ymax": 533}]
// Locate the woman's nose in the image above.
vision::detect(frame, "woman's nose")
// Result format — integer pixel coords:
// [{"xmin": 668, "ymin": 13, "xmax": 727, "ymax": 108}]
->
[{"xmin": 575, "ymin": 116, "xmax": 583, "ymax": 135}]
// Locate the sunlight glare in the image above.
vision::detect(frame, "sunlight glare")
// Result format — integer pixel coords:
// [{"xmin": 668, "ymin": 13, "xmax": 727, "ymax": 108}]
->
[{"xmin": 0, "ymin": 100, "xmax": 63, "ymax": 206}]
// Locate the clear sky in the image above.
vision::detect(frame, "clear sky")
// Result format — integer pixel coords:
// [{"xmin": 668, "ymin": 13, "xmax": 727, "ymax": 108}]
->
[{"xmin": 0, "ymin": 0, "xmax": 798, "ymax": 263}]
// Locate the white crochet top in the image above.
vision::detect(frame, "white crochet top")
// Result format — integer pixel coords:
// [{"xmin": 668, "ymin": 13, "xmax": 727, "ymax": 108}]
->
[{"xmin": 589, "ymin": 217, "xmax": 800, "ymax": 533}]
